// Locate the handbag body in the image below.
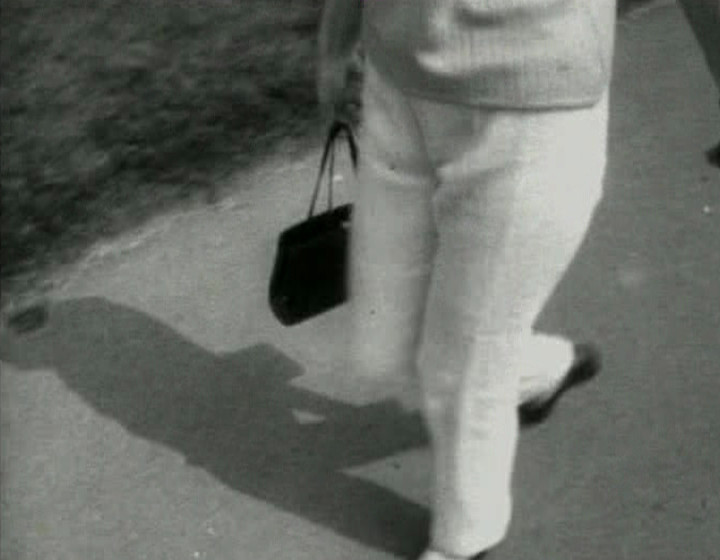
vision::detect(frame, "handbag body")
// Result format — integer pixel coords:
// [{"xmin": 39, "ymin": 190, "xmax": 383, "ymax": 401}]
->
[{"xmin": 269, "ymin": 122, "xmax": 358, "ymax": 326}]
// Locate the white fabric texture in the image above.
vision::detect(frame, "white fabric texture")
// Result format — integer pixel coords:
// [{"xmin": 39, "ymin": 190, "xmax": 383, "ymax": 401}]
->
[
  {"xmin": 349, "ymin": 61, "xmax": 609, "ymax": 556},
  {"xmin": 362, "ymin": 0, "xmax": 616, "ymax": 109}
]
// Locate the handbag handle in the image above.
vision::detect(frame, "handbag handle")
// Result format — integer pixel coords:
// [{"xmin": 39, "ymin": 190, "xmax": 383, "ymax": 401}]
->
[{"xmin": 307, "ymin": 121, "xmax": 358, "ymax": 219}]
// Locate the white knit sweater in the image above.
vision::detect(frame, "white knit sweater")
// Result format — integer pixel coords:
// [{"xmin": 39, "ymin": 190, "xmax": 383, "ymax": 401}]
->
[{"xmin": 362, "ymin": 0, "xmax": 617, "ymax": 109}]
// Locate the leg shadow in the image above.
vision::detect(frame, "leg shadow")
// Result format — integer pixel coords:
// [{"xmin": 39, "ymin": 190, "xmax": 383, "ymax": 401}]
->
[{"xmin": 1, "ymin": 297, "xmax": 430, "ymax": 558}]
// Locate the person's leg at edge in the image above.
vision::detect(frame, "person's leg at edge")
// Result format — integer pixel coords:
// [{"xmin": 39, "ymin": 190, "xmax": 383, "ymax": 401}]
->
[
  {"xmin": 677, "ymin": 0, "xmax": 720, "ymax": 166},
  {"xmin": 678, "ymin": 0, "xmax": 720, "ymax": 90},
  {"xmin": 415, "ymin": 92, "xmax": 610, "ymax": 558}
]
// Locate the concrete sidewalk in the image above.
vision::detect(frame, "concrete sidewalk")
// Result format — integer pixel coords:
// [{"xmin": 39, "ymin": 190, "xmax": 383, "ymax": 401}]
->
[{"xmin": 2, "ymin": 3, "xmax": 719, "ymax": 560}]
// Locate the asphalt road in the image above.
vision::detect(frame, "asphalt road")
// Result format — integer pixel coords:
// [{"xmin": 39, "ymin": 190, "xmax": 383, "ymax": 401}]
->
[{"xmin": 1, "ymin": 3, "xmax": 719, "ymax": 560}]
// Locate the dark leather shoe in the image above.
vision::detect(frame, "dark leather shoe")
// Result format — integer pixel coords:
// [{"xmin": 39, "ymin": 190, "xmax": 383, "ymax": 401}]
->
[{"xmin": 518, "ymin": 343, "xmax": 601, "ymax": 427}]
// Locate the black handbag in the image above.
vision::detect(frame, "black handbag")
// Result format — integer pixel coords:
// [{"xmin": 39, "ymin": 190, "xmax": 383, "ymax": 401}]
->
[{"xmin": 269, "ymin": 121, "xmax": 358, "ymax": 326}]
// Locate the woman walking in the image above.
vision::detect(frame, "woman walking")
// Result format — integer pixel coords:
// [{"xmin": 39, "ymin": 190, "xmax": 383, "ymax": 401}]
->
[{"xmin": 318, "ymin": 1, "xmax": 614, "ymax": 558}]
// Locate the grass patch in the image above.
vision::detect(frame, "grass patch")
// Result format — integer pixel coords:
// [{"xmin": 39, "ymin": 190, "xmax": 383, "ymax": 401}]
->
[{"xmin": 1, "ymin": 0, "xmax": 325, "ymax": 298}]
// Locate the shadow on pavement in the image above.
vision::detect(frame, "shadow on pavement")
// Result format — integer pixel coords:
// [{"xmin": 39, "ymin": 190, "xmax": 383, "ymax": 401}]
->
[{"xmin": 3, "ymin": 296, "xmax": 430, "ymax": 558}]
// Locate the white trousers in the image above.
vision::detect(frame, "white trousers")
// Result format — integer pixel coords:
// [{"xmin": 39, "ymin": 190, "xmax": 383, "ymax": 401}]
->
[{"xmin": 349, "ymin": 62, "xmax": 609, "ymax": 557}]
